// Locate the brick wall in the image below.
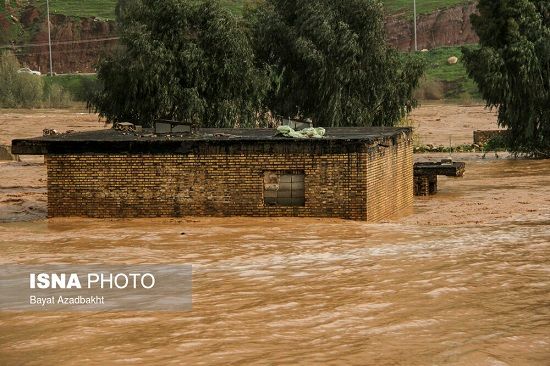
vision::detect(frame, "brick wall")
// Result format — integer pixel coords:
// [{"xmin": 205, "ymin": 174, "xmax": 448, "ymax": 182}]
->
[
  {"xmin": 365, "ymin": 138, "xmax": 414, "ymax": 221},
  {"xmin": 45, "ymin": 136, "xmax": 413, "ymax": 221}
]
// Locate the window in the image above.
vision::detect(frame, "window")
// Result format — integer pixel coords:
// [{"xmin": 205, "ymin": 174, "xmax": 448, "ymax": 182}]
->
[{"xmin": 264, "ymin": 171, "xmax": 305, "ymax": 206}]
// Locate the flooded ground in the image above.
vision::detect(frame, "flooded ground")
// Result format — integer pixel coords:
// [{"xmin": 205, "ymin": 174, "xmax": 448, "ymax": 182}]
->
[
  {"xmin": 1, "ymin": 106, "xmax": 549, "ymax": 365},
  {"xmin": 409, "ymin": 103, "xmax": 500, "ymax": 146},
  {"xmin": 0, "ymin": 103, "xmax": 498, "ymax": 147},
  {"xmin": 0, "ymin": 108, "xmax": 105, "ymax": 146}
]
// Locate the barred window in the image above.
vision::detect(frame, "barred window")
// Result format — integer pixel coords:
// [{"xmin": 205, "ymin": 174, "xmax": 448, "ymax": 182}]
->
[{"xmin": 264, "ymin": 171, "xmax": 305, "ymax": 206}]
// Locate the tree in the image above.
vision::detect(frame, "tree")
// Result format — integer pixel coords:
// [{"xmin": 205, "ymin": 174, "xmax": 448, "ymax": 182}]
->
[
  {"xmin": 462, "ymin": 0, "xmax": 550, "ymax": 156},
  {"xmin": 89, "ymin": 0, "xmax": 269, "ymax": 128},
  {"xmin": 248, "ymin": 0, "xmax": 425, "ymax": 127}
]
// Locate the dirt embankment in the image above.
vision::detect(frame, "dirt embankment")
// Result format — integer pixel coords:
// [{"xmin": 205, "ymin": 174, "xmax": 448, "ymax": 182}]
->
[
  {"xmin": 385, "ymin": 2, "xmax": 479, "ymax": 51},
  {"xmin": 1, "ymin": 3, "xmax": 479, "ymax": 73},
  {"xmin": 2, "ymin": 5, "xmax": 118, "ymax": 73}
]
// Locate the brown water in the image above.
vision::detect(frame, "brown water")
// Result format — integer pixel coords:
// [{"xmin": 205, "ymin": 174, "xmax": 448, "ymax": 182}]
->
[{"xmin": 1, "ymin": 159, "xmax": 549, "ymax": 365}]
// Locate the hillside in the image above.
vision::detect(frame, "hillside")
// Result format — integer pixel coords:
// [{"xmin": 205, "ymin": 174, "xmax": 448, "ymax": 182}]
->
[
  {"xmin": 383, "ymin": 0, "xmax": 474, "ymax": 17},
  {"xmin": 418, "ymin": 46, "xmax": 480, "ymax": 101},
  {"xmin": 3, "ymin": 0, "xmax": 255, "ymax": 20},
  {"xmin": 0, "ymin": 0, "xmax": 480, "ymax": 102},
  {"xmin": 2, "ymin": 0, "xmax": 473, "ymax": 20}
]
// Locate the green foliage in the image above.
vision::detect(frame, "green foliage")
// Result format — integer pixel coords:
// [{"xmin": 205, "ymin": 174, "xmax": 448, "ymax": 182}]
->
[
  {"xmin": 17, "ymin": 72, "xmax": 44, "ymax": 107},
  {"xmin": 90, "ymin": 0, "xmax": 269, "ymax": 127},
  {"xmin": 43, "ymin": 74, "xmax": 99, "ymax": 101},
  {"xmin": 0, "ymin": 51, "xmax": 44, "ymax": 108},
  {"xmin": 462, "ymin": 0, "xmax": 550, "ymax": 156},
  {"xmin": 44, "ymin": 83, "xmax": 73, "ymax": 108},
  {"xmin": 0, "ymin": 51, "xmax": 81, "ymax": 108},
  {"xmin": 0, "ymin": 51, "xmax": 19, "ymax": 107},
  {"xmin": 249, "ymin": 0, "xmax": 425, "ymax": 127},
  {"xmin": 484, "ymin": 133, "xmax": 508, "ymax": 152}
]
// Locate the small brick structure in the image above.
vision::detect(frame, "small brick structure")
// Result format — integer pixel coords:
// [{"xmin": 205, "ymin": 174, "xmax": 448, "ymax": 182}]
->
[
  {"xmin": 414, "ymin": 175, "xmax": 438, "ymax": 196},
  {"xmin": 413, "ymin": 161, "xmax": 466, "ymax": 196},
  {"xmin": 12, "ymin": 127, "xmax": 414, "ymax": 221}
]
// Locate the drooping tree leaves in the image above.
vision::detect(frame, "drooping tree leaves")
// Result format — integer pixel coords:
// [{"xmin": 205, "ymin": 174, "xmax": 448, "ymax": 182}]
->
[
  {"xmin": 248, "ymin": 0, "xmax": 425, "ymax": 127},
  {"xmin": 462, "ymin": 0, "xmax": 550, "ymax": 156},
  {"xmin": 89, "ymin": 0, "xmax": 269, "ymax": 128}
]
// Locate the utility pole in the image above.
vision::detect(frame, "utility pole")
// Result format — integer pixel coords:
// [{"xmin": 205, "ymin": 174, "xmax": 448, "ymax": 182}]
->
[
  {"xmin": 413, "ymin": 0, "xmax": 418, "ymax": 51},
  {"xmin": 46, "ymin": 0, "xmax": 53, "ymax": 75}
]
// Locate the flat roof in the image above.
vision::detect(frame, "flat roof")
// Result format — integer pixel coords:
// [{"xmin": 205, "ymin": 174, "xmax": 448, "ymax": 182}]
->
[{"xmin": 12, "ymin": 127, "xmax": 412, "ymax": 155}]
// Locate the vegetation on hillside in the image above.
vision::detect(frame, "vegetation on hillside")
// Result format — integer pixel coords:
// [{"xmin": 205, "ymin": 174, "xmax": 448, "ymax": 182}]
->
[
  {"xmin": 0, "ymin": 50, "xmax": 74, "ymax": 108},
  {"xmin": 463, "ymin": 0, "xmax": 549, "ymax": 157},
  {"xmin": 1, "ymin": 0, "xmax": 480, "ymax": 111},
  {"xmin": 0, "ymin": 51, "xmax": 43, "ymax": 107},
  {"xmin": 1, "ymin": 0, "xmax": 474, "ymax": 20},
  {"xmin": 25, "ymin": 0, "xmax": 258, "ymax": 19}
]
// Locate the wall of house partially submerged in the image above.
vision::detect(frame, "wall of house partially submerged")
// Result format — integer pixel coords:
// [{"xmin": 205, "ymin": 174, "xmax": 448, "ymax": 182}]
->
[
  {"xmin": 44, "ymin": 133, "xmax": 413, "ymax": 221},
  {"xmin": 365, "ymin": 138, "xmax": 414, "ymax": 221}
]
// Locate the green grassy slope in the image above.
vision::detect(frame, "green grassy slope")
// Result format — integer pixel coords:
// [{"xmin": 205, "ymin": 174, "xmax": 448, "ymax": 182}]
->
[
  {"xmin": 419, "ymin": 46, "xmax": 480, "ymax": 100},
  {"xmin": 383, "ymin": 0, "xmax": 473, "ymax": 16},
  {"xmin": 39, "ymin": 0, "xmax": 118, "ymax": 19},
  {"xmin": 31, "ymin": 0, "xmax": 256, "ymax": 19},
  {"xmin": 13, "ymin": 0, "xmax": 473, "ymax": 20}
]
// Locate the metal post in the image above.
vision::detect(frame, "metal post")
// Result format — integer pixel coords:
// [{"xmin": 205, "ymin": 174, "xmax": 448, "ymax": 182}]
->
[
  {"xmin": 413, "ymin": 0, "xmax": 418, "ymax": 51},
  {"xmin": 46, "ymin": 0, "xmax": 53, "ymax": 75}
]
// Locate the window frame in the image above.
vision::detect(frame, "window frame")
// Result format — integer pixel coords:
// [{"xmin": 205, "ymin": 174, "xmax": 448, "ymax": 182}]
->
[{"xmin": 263, "ymin": 170, "xmax": 305, "ymax": 207}]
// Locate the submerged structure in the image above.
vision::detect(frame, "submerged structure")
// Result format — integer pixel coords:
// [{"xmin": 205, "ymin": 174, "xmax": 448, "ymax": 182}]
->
[
  {"xmin": 413, "ymin": 160, "xmax": 466, "ymax": 196},
  {"xmin": 12, "ymin": 127, "xmax": 413, "ymax": 221}
]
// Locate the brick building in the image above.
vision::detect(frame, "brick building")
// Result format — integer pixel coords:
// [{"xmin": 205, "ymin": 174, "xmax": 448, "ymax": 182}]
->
[{"xmin": 12, "ymin": 127, "xmax": 413, "ymax": 221}]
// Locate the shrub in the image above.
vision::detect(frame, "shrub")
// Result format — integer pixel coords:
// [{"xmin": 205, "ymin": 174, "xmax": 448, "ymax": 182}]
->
[
  {"xmin": 16, "ymin": 72, "xmax": 44, "ymax": 108},
  {"xmin": 0, "ymin": 51, "xmax": 20, "ymax": 108},
  {"xmin": 45, "ymin": 83, "xmax": 73, "ymax": 108},
  {"xmin": 0, "ymin": 51, "xmax": 44, "ymax": 108}
]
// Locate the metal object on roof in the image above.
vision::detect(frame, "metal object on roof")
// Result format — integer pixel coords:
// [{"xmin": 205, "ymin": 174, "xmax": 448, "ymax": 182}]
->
[{"xmin": 154, "ymin": 120, "xmax": 192, "ymax": 135}]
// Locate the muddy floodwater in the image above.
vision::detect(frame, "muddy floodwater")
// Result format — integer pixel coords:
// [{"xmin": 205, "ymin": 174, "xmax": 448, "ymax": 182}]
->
[{"xmin": 0, "ymin": 157, "xmax": 549, "ymax": 365}]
